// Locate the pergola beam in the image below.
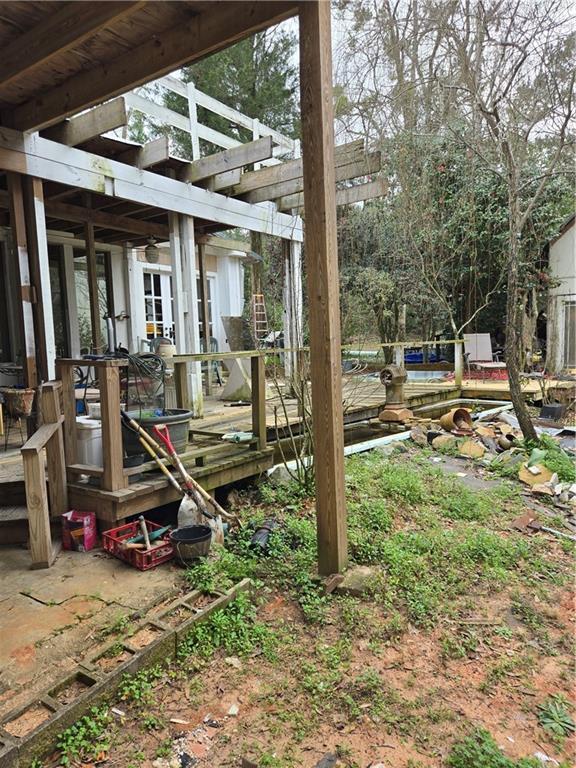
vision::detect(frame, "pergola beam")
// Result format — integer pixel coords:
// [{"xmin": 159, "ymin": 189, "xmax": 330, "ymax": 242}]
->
[
  {"xmin": 9, "ymin": 2, "xmax": 299, "ymax": 131},
  {"xmin": 0, "ymin": 127, "xmax": 303, "ymax": 240},
  {"xmin": 0, "ymin": 2, "xmax": 144, "ymax": 90},
  {"xmin": 42, "ymin": 99, "xmax": 128, "ymax": 146},
  {"xmin": 279, "ymin": 178, "xmax": 388, "ymax": 212}
]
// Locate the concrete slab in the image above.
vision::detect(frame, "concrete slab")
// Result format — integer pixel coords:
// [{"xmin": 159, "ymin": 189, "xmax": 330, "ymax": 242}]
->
[
  {"xmin": 427, "ymin": 455, "xmax": 503, "ymax": 492},
  {"xmin": 0, "ymin": 546, "xmax": 182, "ymax": 720}
]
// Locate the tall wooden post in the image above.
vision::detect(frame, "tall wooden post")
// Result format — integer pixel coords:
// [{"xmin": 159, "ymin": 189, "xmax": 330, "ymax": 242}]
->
[
  {"xmin": 6, "ymin": 173, "xmax": 37, "ymax": 388},
  {"xmin": 83, "ymin": 197, "xmax": 102, "ymax": 353},
  {"xmin": 299, "ymin": 0, "xmax": 348, "ymax": 575},
  {"xmin": 282, "ymin": 239, "xmax": 303, "ymax": 384},
  {"xmin": 23, "ymin": 177, "xmax": 56, "ymax": 380},
  {"xmin": 198, "ymin": 241, "xmax": 213, "ymax": 394}
]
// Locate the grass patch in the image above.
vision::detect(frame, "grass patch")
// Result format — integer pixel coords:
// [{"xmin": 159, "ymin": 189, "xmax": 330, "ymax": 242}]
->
[{"xmin": 447, "ymin": 729, "xmax": 546, "ymax": 767}]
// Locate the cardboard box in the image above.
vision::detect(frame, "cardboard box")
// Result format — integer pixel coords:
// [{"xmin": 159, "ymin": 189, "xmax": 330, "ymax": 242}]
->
[{"xmin": 62, "ymin": 511, "xmax": 97, "ymax": 552}]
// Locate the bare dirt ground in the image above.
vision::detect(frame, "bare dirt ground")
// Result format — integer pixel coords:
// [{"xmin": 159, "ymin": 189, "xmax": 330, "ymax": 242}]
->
[{"xmin": 43, "ymin": 448, "xmax": 575, "ymax": 768}]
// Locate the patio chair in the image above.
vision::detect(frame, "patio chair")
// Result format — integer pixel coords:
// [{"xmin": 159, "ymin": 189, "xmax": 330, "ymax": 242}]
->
[{"xmin": 463, "ymin": 333, "xmax": 507, "ymax": 379}]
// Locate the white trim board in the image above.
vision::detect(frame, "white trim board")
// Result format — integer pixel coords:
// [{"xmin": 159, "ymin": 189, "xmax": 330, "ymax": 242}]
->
[{"xmin": 0, "ymin": 127, "xmax": 304, "ymax": 241}]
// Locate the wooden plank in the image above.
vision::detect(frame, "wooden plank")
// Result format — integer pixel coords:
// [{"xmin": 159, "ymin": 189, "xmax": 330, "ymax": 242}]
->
[
  {"xmin": 41, "ymin": 382, "xmax": 68, "ymax": 517},
  {"xmin": 198, "ymin": 243, "xmax": 212, "ymax": 396},
  {"xmin": 67, "ymin": 463, "xmax": 104, "ymax": 478},
  {"xmin": 251, "ymin": 355, "xmax": 267, "ymax": 451},
  {"xmin": 22, "ymin": 451, "xmax": 58, "ymax": 568},
  {"xmin": 55, "ymin": 361, "xmax": 77, "ymax": 465},
  {"xmin": 0, "ymin": 2, "xmax": 144, "ymax": 90},
  {"xmin": 181, "ymin": 137, "xmax": 274, "ymax": 183},
  {"xmin": 243, "ymin": 152, "xmax": 382, "ymax": 204},
  {"xmin": 6, "ymin": 173, "xmax": 37, "ymax": 388},
  {"xmin": 42, "ymin": 98, "xmax": 128, "ymax": 146},
  {"xmin": 10, "ymin": 2, "xmax": 299, "ymax": 131},
  {"xmin": 22, "ymin": 176, "xmax": 56, "ymax": 380},
  {"xmin": 0, "ymin": 128, "xmax": 304, "ymax": 241},
  {"xmin": 299, "ymin": 0, "xmax": 348, "ymax": 575},
  {"xmin": 279, "ymin": 177, "xmax": 388, "ymax": 212},
  {"xmin": 230, "ymin": 139, "xmax": 364, "ymax": 196},
  {"xmin": 99, "ymin": 364, "xmax": 127, "ymax": 491},
  {"xmin": 204, "ymin": 235, "xmax": 251, "ymax": 253},
  {"xmin": 44, "ymin": 199, "xmax": 169, "ymax": 239},
  {"xmin": 21, "ymin": 421, "xmax": 61, "ymax": 453},
  {"xmin": 84, "ymin": 210, "xmax": 102, "ymax": 353},
  {"xmin": 116, "ymin": 136, "xmax": 171, "ymax": 169}
]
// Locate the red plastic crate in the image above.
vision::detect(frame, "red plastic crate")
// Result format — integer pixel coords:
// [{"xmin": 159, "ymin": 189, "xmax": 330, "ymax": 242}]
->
[{"xmin": 102, "ymin": 520, "xmax": 174, "ymax": 571}]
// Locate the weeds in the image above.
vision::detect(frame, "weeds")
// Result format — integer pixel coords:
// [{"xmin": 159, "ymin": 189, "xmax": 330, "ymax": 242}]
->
[
  {"xmin": 447, "ymin": 729, "xmax": 546, "ymax": 767},
  {"xmin": 56, "ymin": 706, "xmax": 111, "ymax": 766},
  {"xmin": 537, "ymin": 694, "xmax": 575, "ymax": 739}
]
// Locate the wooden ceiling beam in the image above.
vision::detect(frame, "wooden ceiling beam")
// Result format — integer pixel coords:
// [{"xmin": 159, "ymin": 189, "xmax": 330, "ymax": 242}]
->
[
  {"xmin": 0, "ymin": 2, "xmax": 145, "ymax": 90},
  {"xmin": 115, "ymin": 136, "xmax": 171, "ymax": 169},
  {"xmin": 9, "ymin": 2, "xmax": 299, "ymax": 131},
  {"xmin": 42, "ymin": 98, "xmax": 128, "ymax": 146}
]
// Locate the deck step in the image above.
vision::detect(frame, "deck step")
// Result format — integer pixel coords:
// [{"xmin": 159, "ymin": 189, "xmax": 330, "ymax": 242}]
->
[{"xmin": 0, "ymin": 505, "xmax": 28, "ymax": 545}]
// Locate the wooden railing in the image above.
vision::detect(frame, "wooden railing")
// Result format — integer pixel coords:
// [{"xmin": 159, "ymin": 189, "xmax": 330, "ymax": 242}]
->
[
  {"xmin": 173, "ymin": 351, "xmax": 267, "ymax": 451},
  {"xmin": 21, "ymin": 382, "xmax": 67, "ymax": 568}
]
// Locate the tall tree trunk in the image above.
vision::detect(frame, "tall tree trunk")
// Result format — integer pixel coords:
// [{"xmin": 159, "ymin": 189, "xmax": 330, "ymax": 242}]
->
[{"xmin": 504, "ymin": 185, "xmax": 538, "ymax": 443}]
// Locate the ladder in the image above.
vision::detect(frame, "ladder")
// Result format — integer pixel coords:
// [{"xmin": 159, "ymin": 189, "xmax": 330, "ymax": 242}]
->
[{"xmin": 251, "ymin": 293, "xmax": 269, "ymax": 347}]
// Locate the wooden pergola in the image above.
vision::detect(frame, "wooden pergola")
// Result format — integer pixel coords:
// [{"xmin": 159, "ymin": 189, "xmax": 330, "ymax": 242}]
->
[{"xmin": 0, "ymin": 0, "xmax": 348, "ymax": 574}]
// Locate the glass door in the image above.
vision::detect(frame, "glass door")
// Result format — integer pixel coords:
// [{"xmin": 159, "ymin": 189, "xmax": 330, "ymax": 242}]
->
[{"xmin": 144, "ymin": 271, "xmax": 174, "ymax": 341}]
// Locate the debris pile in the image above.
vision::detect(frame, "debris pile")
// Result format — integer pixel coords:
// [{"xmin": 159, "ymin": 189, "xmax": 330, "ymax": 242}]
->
[{"xmin": 410, "ymin": 406, "xmax": 576, "ymax": 509}]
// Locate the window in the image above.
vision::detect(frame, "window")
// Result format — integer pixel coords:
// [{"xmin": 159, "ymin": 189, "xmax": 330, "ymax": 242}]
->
[
  {"xmin": 48, "ymin": 244, "xmax": 69, "ymax": 358},
  {"xmin": 73, "ymin": 249, "xmax": 111, "ymax": 352}
]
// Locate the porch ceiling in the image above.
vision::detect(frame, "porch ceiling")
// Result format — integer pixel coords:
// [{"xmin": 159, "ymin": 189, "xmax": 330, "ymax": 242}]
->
[{"xmin": 0, "ymin": 1, "xmax": 299, "ymax": 132}]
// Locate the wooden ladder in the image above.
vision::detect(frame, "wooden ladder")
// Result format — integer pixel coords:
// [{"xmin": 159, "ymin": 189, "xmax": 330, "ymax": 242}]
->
[{"xmin": 251, "ymin": 293, "xmax": 269, "ymax": 347}]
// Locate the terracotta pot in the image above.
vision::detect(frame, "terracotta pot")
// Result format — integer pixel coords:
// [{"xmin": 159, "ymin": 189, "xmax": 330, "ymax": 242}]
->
[
  {"xmin": 1, "ymin": 387, "xmax": 35, "ymax": 418},
  {"xmin": 439, "ymin": 407, "xmax": 472, "ymax": 432}
]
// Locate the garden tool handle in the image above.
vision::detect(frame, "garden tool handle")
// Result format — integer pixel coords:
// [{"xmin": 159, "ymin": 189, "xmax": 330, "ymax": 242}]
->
[{"xmin": 152, "ymin": 424, "xmax": 176, "ymax": 456}]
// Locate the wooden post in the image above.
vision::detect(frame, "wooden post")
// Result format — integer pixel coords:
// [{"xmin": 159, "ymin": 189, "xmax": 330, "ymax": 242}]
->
[
  {"xmin": 251, "ymin": 354, "xmax": 266, "ymax": 451},
  {"xmin": 23, "ymin": 177, "xmax": 56, "ymax": 380},
  {"xmin": 99, "ymin": 364, "xmax": 126, "ymax": 490},
  {"xmin": 22, "ymin": 449, "xmax": 56, "ymax": 568},
  {"xmin": 55, "ymin": 360, "xmax": 77, "ymax": 465},
  {"xmin": 454, "ymin": 340, "xmax": 464, "ymax": 387},
  {"xmin": 41, "ymin": 382, "xmax": 68, "ymax": 517},
  {"xmin": 282, "ymin": 239, "xmax": 303, "ymax": 384},
  {"xmin": 6, "ymin": 173, "xmax": 37, "ymax": 388},
  {"xmin": 179, "ymin": 214, "xmax": 203, "ymax": 417},
  {"xmin": 186, "ymin": 81, "xmax": 201, "ymax": 161},
  {"xmin": 198, "ymin": 242, "xmax": 212, "ymax": 395},
  {"xmin": 84, "ymin": 197, "xmax": 102, "ymax": 353},
  {"xmin": 173, "ymin": 360, "xmax": 191, "ymax": 411},
  {"xmin": 299, "ymin": 0, "xmax": 348, "ymax": 575}
]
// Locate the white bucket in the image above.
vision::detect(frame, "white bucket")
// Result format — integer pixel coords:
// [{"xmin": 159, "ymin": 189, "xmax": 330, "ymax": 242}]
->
[{"xmin": 76, "ymin": 416, "xmax": 103, "ymax": 467}]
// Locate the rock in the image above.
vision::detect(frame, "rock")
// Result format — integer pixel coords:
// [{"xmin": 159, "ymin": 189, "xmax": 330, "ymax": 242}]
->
[
  {"xmin": 549, "ymin": 473, "xmax": 559, "ymax": 487},
  {"xmin": 393, "ymin": 441, "xmax": 408, "ymax": 453},
  {"xmin": 432, "ymin": 434, "xmax": 456, "ymax": 451},
  {"xmin": 224, "ymin": 656, "xmax": 242, "ymax": 670},
  {"xmin": 475, "ymin": 425, "xmax": 496, "ymax": 438},
  {"xmin": 411, "ymin": 424, "xmax": 429, "ymax": 447},
  {"xmin": 375, "ymin": 444, "xmax": 396, "ymax": 457},
  {"xmin": 324, "ymin": 573, "xmax": 345, "ymax": 594},
  {"xmin": 459, "ymin": 440, "xmax": 486, "ymax": 459},
  {"xmin": 532, "ymin": 484, "xmax": 555, "ymax": 496},
  {"xmin": 519, "ymin": 464, "xmax": 553, "ymax": 487},
  {"xmin": 314, "ymin": 755, "xmax": 346, "ymax": 768},
  {"xmin": 268, "ymin": 465, "xmax": 293, "ymax": 486},
  {"xmin": 227, "ymin": 703, "xmax": 239, "ymax": 717},
  {"xmin": 333, "ymin": 565, "xmax": 380, "ymax": 597}
]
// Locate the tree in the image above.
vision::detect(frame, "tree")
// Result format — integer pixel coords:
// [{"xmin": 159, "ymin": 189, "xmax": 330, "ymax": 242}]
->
[
  {"xmin": 441, "ymin": 0, "xmax": 574, "ymax": 440},
  {"xmin": 336, "ymin": 0, "xmax": 575, "ymax": 440},
  {"xmin": 164, "ymin": 27, "xmax": 299, "ymax": 159}
]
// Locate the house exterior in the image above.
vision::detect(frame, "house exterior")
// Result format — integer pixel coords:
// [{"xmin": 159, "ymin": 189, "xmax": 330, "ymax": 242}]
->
[
  {"xmin": 547, "ymin": 215, "xmax": 576, "ymax": 373},
  {"xmin": 0, "ymin": 226, "xmax": 246, "ymax": 387}
]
